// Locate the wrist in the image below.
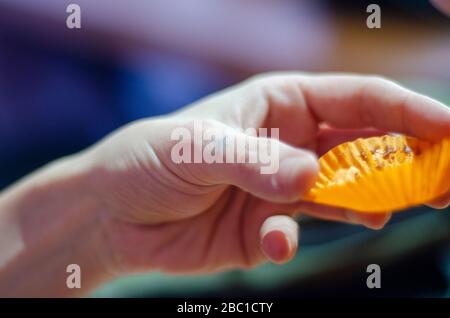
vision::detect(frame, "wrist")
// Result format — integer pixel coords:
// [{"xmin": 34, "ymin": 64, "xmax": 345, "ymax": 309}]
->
[{"xmin": 0, "ymin": 151, "xmax": 115, "ymax": 296}]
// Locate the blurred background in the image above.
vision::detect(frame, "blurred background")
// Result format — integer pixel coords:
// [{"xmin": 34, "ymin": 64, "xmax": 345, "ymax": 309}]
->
[{"xmin": 0, "ymin": 0, "xmax": 449, "ymax": 297}]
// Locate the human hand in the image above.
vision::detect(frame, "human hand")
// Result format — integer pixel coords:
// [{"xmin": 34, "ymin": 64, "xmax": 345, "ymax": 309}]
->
[
  {"xmin": 431, "ymin": 0, "xmax": 450, "ymax": 16},
  {"xmin": 82, "ymin": 73, "xmax": 450, "ymax": 276}
]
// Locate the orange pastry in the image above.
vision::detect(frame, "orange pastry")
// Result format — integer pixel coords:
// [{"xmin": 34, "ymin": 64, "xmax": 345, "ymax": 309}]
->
[{"xmin": 304, "ymin": 135, "xmax": 450, "ymax": 213}]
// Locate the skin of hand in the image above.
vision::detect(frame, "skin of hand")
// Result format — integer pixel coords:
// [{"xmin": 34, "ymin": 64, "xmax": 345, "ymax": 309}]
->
[
  {"xmin": 431, "ymin": 0, "xmax": 450, "ymax": 16},
  {"xmin": 0, "ymin": 73, "xmax": 449, "ymax": 297}
]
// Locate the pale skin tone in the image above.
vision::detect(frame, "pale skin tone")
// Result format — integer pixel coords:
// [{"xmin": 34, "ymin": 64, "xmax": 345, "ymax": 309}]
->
[
  {"xmin": 0, "ymin": 73, "xmax": 449, "ymax": 297},
  {"xmin": 432, "ymin": 0, "xmax": 450, "ymax": 16}
]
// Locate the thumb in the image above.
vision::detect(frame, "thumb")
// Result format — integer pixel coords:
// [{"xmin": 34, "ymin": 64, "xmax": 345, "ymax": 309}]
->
[{"xmin": 192, "ymin": 124, "xmax": 319, "ymax": 203}]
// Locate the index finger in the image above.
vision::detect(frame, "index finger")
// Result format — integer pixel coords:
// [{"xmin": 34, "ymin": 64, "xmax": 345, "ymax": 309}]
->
[
  {"xmin": 262, "ymin": 73, "xmax": 450, "ymax": 141},
  {"xmin": 298, "ymin": 74, "xmax": 450, "ymax": 141}
]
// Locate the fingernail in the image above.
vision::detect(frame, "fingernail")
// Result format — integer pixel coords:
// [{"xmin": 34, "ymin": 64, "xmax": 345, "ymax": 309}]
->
[
  {"xmin": 368, "ymin": 212, "xmax": 392, "ymax": 230},
  {"xmin": 382, "ymin": 212, "xmax": 392, "ymax": 224},
  {"xmin": 261, "ymin": 230, "xmax": 290, "ymax": 264},
  {"xmin": 374, "ymin": 213, "xmax": 392, "ymax": 230},
  {"xmin": 345, "ymin": 211, "xmax": 392, "ymax": 230},
  {"xmin": 344, "ymin": 211, "xmax": 360, "ymax": 225}
]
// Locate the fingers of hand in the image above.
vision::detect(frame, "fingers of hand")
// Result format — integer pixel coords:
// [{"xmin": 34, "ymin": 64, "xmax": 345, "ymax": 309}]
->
[
  {"xmin": 296, "ymin": 202, "xmax": 391, "ymax": 230},
  {"xmin": 426, "ymin": 191, "xmax": 450, "ymax": 209},
  {"xmin": 260, "ymin": 215, "xmax": 299, "ymax": 264},
  {"xmin": 203, "ymin": 127, "xmax": 319, "ymax": 203},
  {"xmin": 246, "ymin": 73, "xmax": 450, "ymax": 141}
]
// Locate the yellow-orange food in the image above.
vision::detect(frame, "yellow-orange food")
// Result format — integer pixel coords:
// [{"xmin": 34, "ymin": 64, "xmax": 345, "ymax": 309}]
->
[{"xmin": 304, "ymin": 135, "xmax": 450, "ymax": 213}]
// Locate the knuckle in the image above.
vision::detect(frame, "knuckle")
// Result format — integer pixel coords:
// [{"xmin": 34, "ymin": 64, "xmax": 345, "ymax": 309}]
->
[
  {"xmin": 244, "ymin": 72, "xmax": 291, "ymax": 89},
  {"xmin": 365, "ymin": 75, "xmax": 403, "ymax": 91}
]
